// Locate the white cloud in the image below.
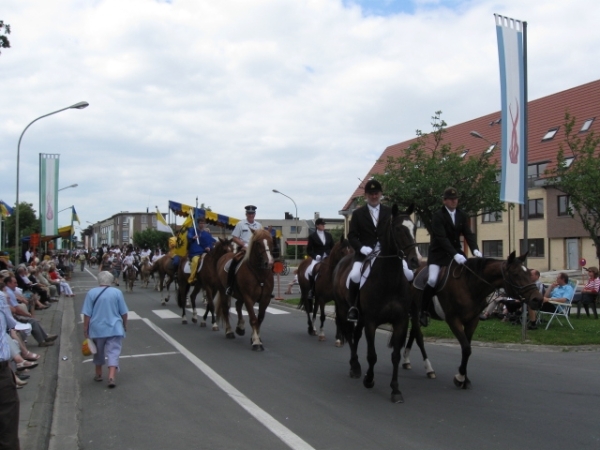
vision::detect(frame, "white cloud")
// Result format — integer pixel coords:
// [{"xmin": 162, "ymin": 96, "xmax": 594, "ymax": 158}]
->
[{"xmin": 1, "ymin": 0, "xmax": 599, "ymax": 228}]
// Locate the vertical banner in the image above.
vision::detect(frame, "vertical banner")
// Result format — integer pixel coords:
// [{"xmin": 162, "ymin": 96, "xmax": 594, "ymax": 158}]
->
[
  {"xmin": 39, "ymin": 154, "xmax": 60, "ymax": 235},
  {"xmin": 495, "ymin": 14, "xmax": 526, "ymax": 205}
]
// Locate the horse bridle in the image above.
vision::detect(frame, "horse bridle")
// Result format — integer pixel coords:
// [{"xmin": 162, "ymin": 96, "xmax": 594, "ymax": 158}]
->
[
  {"xmin": 458, "ymin": 260, "xmax": 537, "ymax": 301},
  {"xmin": 371, "ymin": 216, "xmax": 416, "ymax": 260}
]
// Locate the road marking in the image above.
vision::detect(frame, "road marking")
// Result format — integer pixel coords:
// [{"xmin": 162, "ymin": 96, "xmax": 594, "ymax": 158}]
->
[
  {"xmin": 151, "ymin": 306, "xmax": 289, "ymax": 319},
  {"xmin": 82, "ymin": 351, "xmax": 179, "ymax": 363},
  {"xmin": 143, "ymin": 318, "xmax": 315, "ymax": 450},
  {"xmin": 80, "ymin": 310, "xmax": 142, "ymax": 323},
  {"xmin": 229, "ymin": 306, "xmax": 290, "ymax": 316},
  {"xmin": 152, "ymin": 310, "xmax": 181, "ymax": 319}
]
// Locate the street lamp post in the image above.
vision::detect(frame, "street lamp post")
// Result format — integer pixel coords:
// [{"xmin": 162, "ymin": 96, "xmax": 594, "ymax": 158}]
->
[
  {"xmin": 272, "ymin": 189, "xmax": 298, "ymax": 263},
  {"xmin": 15, "ymin": 101, "xmax": 88, "ymax": 262},
  {"xmin": 58, "ymin": 183, "xmax": 78, "ymax": 192}
]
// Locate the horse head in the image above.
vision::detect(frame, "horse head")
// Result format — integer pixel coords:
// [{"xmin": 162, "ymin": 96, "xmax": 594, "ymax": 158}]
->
[
  {"xmin": 329, "ymin": 235, "xmax": 354, "ymax": 264},
  {"xmin": 213, "ymin": 238, "xmax": 234, "ymax": 260},
  {"xmin": 503, "ymin": 251, "xmax": 543, "ymax": 310},
  {"xmin": 390, "ymin": 204, "xmax": 421, "ymax": 270},
  {"xmin": 243, "ymin": 229, "xmax": 274, "ymax": 270}
]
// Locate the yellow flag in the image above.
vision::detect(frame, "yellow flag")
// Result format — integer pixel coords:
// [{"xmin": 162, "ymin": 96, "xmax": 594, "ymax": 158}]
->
[{"xmin": 172, "ymin": 214, "xmax": 193, "ymax": 257}]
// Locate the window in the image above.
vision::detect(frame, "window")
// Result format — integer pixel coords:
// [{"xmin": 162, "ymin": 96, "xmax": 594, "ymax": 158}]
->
[
  {"xmin": 542, "ymin": 127, "xmax": 559, "ymax": 141},
  {"xmin": 520, "ymin": 238, "xmax": 544, "ymax": 257},
  {"xmin": 122, "ymin": 231, "xmax": 129, "ymax": 242},
  {"xmin": 482, "ymin": 210, "xmax": 502, "ymax": 223},
  {"xmin": 152, "ymin": 216, "xmax": 157, "ymax": 226},
  {"xmin": 290, "ymin": 226, "xmax": 302, "ymax": 234},
  {"xmin": 482, "ymin": 240, "xmax": 503, "ymax": 257},
  {"xmin": 519, "ymin": 199, "xmax": 544, "ymax": 219},
  {"xmin": 141, "ymin": 215, "xmax": 147, "ymax": 224},
  {"xmin": 528, "ymin": 162, "xmax": 548, "ymax": 181},
  {"xmin": 485, "ymin": 143, "xmax": 496, "ymax": 154},
  {"xmin": 417, "ymin": 243, "xmax": 429, "ymax": 258},
  {"xmin": 558, "ymin": 195, "xmax": 572, "ymax": 216},
  {"xmin": 580, "ymin": 118, "xmax": 595, "ymax": 133},
  {"xmin": 563, "ymin": 157, "xmax": 574, "ymax": 168}
]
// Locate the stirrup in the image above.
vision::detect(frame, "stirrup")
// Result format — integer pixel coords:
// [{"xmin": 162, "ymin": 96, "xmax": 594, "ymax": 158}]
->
[
  {"xmin": 347, "ymin": 306, "xmax": 359, "ymax": 323},
  {"xmin": 225, "ymin": 286, "xmax": 233, "ymax": 296}
]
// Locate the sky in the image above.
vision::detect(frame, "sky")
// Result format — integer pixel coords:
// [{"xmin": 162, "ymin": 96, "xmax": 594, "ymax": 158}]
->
[{"xmin": 2, "ymin": 0, "xmax": 600, "ymax": 230}]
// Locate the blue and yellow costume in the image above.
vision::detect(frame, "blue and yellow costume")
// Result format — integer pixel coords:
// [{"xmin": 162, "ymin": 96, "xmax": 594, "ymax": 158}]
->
[{"xmin": 187, "ymin": 219, "xmax": 214, "ymax": 284}]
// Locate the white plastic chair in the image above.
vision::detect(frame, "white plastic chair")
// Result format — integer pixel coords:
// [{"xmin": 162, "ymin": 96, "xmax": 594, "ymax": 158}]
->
[{"xmin": 539, "ymin": 279, "xmax": 578, "ymax": 330}]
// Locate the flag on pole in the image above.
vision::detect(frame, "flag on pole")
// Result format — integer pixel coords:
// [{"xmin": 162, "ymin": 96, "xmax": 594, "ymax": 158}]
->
[
  {"xmin": 72, "ymin": 206, "xmax": 80, "ymax": 224},
  {"xmin": 156, "ymin": 208, "xmax": 174, "ymax": 235},
  {"xmin": 495, "ymin": 14, "xmax": 526, "ymax": 205},
  {"xmin": 39, "ymin": 154, "xmax": 60, "ymax": 235},
  {"xmin": 0, "ymin": 200, "xmax": 13, "ymax": 217},
  {"xmin": 172, "ymin": 214, "xmax": 193, "ymax": 257}
]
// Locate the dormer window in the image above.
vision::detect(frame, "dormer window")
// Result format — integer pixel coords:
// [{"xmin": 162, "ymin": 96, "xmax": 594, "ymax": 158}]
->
[{"xmin": 580, "ymin": 118, "xmax": 595, "ymax": 133}]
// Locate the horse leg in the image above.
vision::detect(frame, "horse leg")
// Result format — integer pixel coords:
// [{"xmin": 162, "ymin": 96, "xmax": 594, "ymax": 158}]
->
[
  {"xmin": 190, "ymin": 285, "xmax": 199, "ymax": 324},
  {"xmin": 362, "ymin": 321, "xmax": 378, "ymax": 389},
  {"xmin": 413, "ymin": 319, "xmax": 436, "ymax": 379},
  {"xmin": 348, "ymin": 322, "xmax": 363, "ymax": 379},
  {"xmin": 389, "ymin": 318, "xmax": 409, "ymax": 403},
  {"xmin": 204, "ymin": 287, "xmax": 219, "ymax": 331},
  {"xmin": 249, "ymin": 302, "xmax": 265, "ymax": 352},
  {"xmin": 317, "ymin": 297, "xmax": 326, "ymax": 342},
  {"xmin": 218, "ymin": 291, "xmax": 235, "ymax": 339},
  {"xmin": 447, "ymin": 317, "xmax": 476, "ymax": 389},
  {"xmin": 302, "ymin": 290, "xmax": 316, "ymax": 336},
  {"xmin": 235, "ymin": 300, "xmax": 246, "ymax": 336}
]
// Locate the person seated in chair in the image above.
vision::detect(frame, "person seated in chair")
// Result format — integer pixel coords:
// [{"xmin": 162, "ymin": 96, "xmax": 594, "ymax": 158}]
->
[
  {"xmin": 226, "ymin": 205, "xmax": 262, "ymax": 295},
  {"xmin": 187, "ymin": 216, "xmax": 214, "ymax": 284},
  {"xmin": 573, "ymin": 267, "xmax": 599, "ymax": 319},
  {"xmin": 541, "ymin": 272, "xmax": 574, "ymax": 312},
  {"xmin": 419, "ymin": 187, "xmax": 481, "ymax": 327}
]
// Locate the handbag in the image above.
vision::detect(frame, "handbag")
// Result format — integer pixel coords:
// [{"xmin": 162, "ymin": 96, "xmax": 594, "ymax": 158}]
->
[{"xmin": 82, "ymin": 338, "xmax": 92, "ymax": 356}]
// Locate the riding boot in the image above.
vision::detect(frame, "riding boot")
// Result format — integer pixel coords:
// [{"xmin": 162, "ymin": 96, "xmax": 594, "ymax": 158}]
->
[
  {"xmin": 308, "ymin": 275, "xmax": 315, "ymax": 300},
  {"xmin": 188, "ymin": 255, "xmax": 199, "ymax": 284},
  {"xmin": 225, "ymin": 259, "xmax": 238, "ymax": 296},
  {"xmin": 347, "ymin": 281, "xmax": 360, "ymax": 323},
  {"xmin": 419, "ymin": 284, "xmax": 436, "ymax": 327}
]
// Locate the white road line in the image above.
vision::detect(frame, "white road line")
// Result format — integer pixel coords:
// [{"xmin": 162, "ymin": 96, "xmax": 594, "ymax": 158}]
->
[
  {"xmin": 82, "ymin": 351, "xmax": 179, "ymax": 363},
  {"xmin": 229, "ymin": 306, "xmax": 290, "ymax": 316},
  {"xmin": 152, "ymin": 310, "xmax": 181, "ymax": 319},
  {"xmin": 128, "ymin": 311, "xmax": 142, "ymax": 320},
  {"xmin": 142, "ymin": 318, "xmax": 315, "ymax": 450}
]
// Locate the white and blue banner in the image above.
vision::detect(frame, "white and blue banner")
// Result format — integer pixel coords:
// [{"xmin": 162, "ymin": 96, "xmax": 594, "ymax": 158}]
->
[
  {"xmin": 495, "ymin": 14, "xmax": 526, "ymax": 205},
  {"xmin": 39, "ymin": 153, "xmax": 60, "ymax": 235}
]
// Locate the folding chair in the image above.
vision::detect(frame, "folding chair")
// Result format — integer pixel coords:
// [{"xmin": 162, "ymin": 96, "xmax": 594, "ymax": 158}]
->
[{"xmin": 539, "ymin": 279, "xmax": 578, "ymax": 330}]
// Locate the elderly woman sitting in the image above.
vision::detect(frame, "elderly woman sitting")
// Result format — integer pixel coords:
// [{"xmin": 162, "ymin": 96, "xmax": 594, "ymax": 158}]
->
[{"xmin": 48, "ymin": 265, "xmax": 74, "ymax": 297}]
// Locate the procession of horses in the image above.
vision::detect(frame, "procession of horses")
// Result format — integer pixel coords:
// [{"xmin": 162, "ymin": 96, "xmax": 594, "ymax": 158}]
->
[{"xmin": 123, "ymin": 206, "xmax": 543, "ymax": 403}]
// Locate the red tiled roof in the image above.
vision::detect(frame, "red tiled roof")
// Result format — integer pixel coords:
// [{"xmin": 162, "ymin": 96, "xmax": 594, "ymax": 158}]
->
[{"xmin": 342, "ymin": 79, "xmax": 600, "ymax": 211}]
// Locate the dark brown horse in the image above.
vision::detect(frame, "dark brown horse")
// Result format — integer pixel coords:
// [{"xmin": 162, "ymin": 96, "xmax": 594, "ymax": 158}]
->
[
  {"xmin": 333, "ymin": 204, "xmax": 421, "ymax": 403},
  {"xmin": 151, "ymin": 254, "xmax": 178, "ymax": 305},
  {"xmin": 176, "ymin": 238, "xmax": 233, "ymax": 327},
  {"xmin": 297, "ymin": 236, "xmax": 354, "ymax": 341},
  {"xmin": 413, "ymin": 252, "xmax": 543, "ymax": 389},
  {"xmin": 216, "ymin": 229, "xmax": 274, "ymax": 351}
]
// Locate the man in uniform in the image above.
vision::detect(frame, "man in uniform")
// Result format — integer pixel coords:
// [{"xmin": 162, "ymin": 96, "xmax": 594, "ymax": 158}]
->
[
  {"xmin": 346, "ymin": 179, "xmax": 391, "ymax": 322},
  {"xmin": 419, "ymin": 187, "xmax": 481, "ymax": 327},
  {"xmin": 305, "ymin": 218, "xmax": 334, "ymax": 298},
  {"xmin": 187, "ymin": 216, "xmax": 214, "ymax": 284},
  {"xmin": 226, "ymin": 205, "xmax": 263, "ymax": 295}
]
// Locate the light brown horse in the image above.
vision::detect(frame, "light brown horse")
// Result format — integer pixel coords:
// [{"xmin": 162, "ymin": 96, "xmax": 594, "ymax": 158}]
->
[
  {"xmin": 176, "ymin": 238, "xmax": 233, "ymax": 327},
  {"xmin": 140, "ymin": 256, "xmax": 152, "ymax": 288},
  {"xmin": 151, "ymin": 254, "xmax": 178, "ymax": 305},
  {"xmin": 297, "ymin": 236, "xmax": 354, "ymax": 341},
  {"xmin": 123, "ymin": 264, "xmax": 137, "ymax": 292},
  {"xmin": 216, "ymin": 229, "xmax": 274, "ymax": 351}
]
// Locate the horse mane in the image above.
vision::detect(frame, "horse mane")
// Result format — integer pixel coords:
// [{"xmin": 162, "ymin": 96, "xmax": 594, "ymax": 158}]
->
[
  {"xmin": 461, "ymin": 257, "xmax": 498, "ymax": 283},
  {"xmin": 243, "ymin": 229, "xmax": 272, "ymax": 263}
]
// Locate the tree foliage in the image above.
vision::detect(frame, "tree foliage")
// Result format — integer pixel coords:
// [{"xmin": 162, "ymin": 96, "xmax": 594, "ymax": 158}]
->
[
  {"xmin": 546, "ymin": 113, "xmax": 600, "ymax": 259},
  {"xmin": 133, "ymin": 228, "xmax": 171, "ymax": 251},
  {"xmin": 4, "ymin": 202, "xmax": 40, "ymax": 246},
  {"xmin": 0, "ymin": 21, "xmax": 10, "ymax": 54},
  {"xmin": 376, "ymin": 112, "xmax": 504, "ymax": 234}
]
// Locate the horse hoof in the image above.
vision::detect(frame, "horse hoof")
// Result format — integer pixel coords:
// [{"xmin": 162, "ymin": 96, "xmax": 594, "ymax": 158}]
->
[
  {"xmin": 391, "ymin": 392, "xmax": 404, "ymax": 404},
  {"xmin": 308, "ymin": 328, "xmax": 316, "ymax": 336},
  {"xmin": 161, "ymin": 301, "xmax": 166, "ymax": 306},
  {"xmin": 200, "ymin": 322, "xmax": 207, "ymax": 328},
  {"xmin": 453, "ymin": 376, "xmax": 470, "ymax": 389},
  {"xmin": 212, "ymin": 325, "xmax": 219, "ymax": 331},
  {"xmin": 349, "ymin": 369, "xmax": 361, "ymax": 379},
  {"xmin": 252, "ymin": 344, "xmax": 264, "ymax": 352},
  {"xmin": 192, "ymin": 317, "xmax": 198, "ymax": 324},
  {"xmin": 318, "ymin": 335, "xmax": 326, "ymax": 342},
  {"xmin": 235, "ymin": 327, "xmax": 245, "ymax": 336},
  {"xmin": 182, "ymin": 319, "xmax": 187, "ymax": 325},
  {"xmin": 335, "ymin": 340, "xmax": 343, "ymax": 348},
  {"xmin": 363, "ymin": 377, "xmax": 374, "ymax": 389},
  {"xmin": 226, "ymin": 332, "xmax": 235, "ymax": 339},
  {"xmin": 402, "ymin": 363, "xmax": 412, "ymax": 370},
  {"xmin": 427, "ymin": 371, "xmax": 437, "ymax": 379}
]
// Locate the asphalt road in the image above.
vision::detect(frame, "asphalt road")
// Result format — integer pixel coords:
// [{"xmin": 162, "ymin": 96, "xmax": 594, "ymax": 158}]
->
[{"xmin": 63, "ymin": 268, "xmax": 600, "ymax": 450}]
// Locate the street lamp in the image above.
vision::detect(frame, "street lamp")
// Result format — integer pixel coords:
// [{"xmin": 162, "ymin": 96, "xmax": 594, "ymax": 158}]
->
[
  {"xmin": 470, "ymin": 130, "xmax": 497, "ymax": 154},
  {"xmin": 272, "ymin": 189, "xmax": 298, "ymax": 263},
  {"xmin": 15, "ymin": 101, "xmax": 89, "ymax": 262},
  {"xmin": 58, "ymin": 183, "xmax": 78, "ymax": 192}
]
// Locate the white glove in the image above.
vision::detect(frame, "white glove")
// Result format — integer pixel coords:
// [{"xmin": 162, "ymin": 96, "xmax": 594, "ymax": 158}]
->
[
  {"xmin": 315, "ymin": 255, "xmax": 322, "ymax": 262},
  {"xmin": 473, "ymin": 250, "xmax": 482, "ymax": 258},
  {"xmin": 243, "ymin": 243, "xmax": 248, "ymax": 248},
  {"xmin": 360, "ymin": 246, "xmax": 373, "ymax": 256},
  {"xmin": 453, "ymin": 254, "xmax": 467, "ymax": 265},
  {"xmin": 402, "ymin": 259, "xmax": 414, "ymax": 282}
]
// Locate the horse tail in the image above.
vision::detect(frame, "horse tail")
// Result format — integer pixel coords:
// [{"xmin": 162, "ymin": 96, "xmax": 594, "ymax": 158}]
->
[{"xmin": 215, "ymin": 291, "xmax": 229, "ymax": 324}]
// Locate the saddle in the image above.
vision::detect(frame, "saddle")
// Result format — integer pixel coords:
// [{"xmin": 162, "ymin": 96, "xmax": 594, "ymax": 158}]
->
[
  {"xmin": 413, "ymin": 265, "xmax": 451, "ymax": 291},
  {"xmin": 224, "ymin": 251, "xmax": 245, "ymax": 274}
]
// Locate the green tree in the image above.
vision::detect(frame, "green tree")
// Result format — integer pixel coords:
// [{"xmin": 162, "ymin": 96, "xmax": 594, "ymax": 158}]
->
[
  {"xmin": 376, "ymin": 112, "xmax": 504, "ymax": 234},
  {"xmin": 4, "ymin": 202, "xmax": 40, "ymax": 246},
  {"xmin": 0, "ymin": 21, "xmax": 10, "ymax": 55},
  {"xmin": 133, "ymin": 229, "xmax": 171, "ymax": 251},
  {"xmin": 546, "ymin": 113, "xmax": 600, "ymax": 259}
]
